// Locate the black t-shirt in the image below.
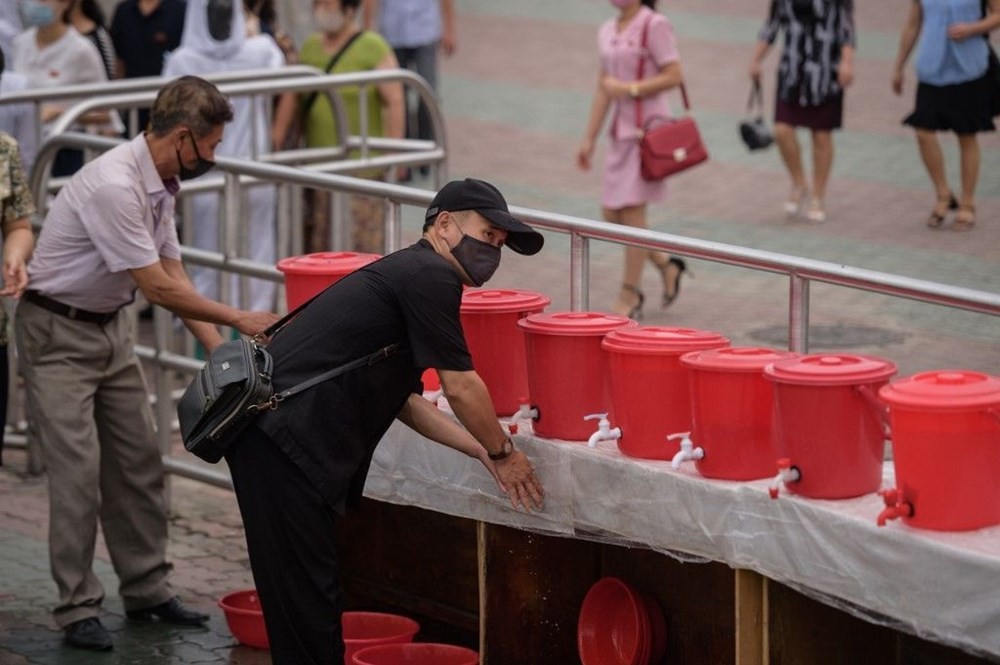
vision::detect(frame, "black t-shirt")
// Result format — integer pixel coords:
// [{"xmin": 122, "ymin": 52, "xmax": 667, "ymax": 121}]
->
[
  {"xmin": 110, "ymin": 0, "xmax": 186, "ymax": 78},
  {"xmin": 255, "ymin": 240, "xmax": 473, "ymax": 512}
]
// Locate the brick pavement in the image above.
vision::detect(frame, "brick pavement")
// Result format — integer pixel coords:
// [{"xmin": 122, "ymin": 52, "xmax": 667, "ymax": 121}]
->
[{"xmin": 2, "ymin": 0, "xmax": 998, "ymax": 662}]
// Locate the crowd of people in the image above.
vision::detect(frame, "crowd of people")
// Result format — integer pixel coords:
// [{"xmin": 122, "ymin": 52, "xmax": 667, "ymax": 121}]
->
[{"xmin": 0, "ymin": 0, "xmax": 997, "ymax": 660}]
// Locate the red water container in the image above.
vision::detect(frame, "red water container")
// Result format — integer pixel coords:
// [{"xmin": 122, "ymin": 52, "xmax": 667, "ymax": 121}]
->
[
  {"xmin": 276, "ymin": 252, "xmax": 381, "ymax": 309},
  {"xmin": 461, "ymin": 289, "xmax": 551, "ymax": 415},
  {"xmin": 517, "ymin": 312, "xmax": 635, "ymax": 441},
  {"xmin": 764, "ymin": 354, "xmax": 897, "ymax": 499},
  {"xmin": 681, "ymin": 347, "xmax": 798, "ymax": 479},
  {"xmin": 878, "ymin": 370, "xmax": 1000, "ymax": 531},
  {"xmin": 602, "ymin": 327, "xmax": 729, "ymax": 460}
]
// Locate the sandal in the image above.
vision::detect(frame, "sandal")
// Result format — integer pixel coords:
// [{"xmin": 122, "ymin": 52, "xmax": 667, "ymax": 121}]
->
[
  {"xmin": 953, "ymin": 204, "xmax": 975, "ymax": 232},
  {"xmin": 652, "ymin": 257, "xmax": 689, "ymax": 309},
  {"xmin": 613, "ymin": 284, "xmax": 645, "ymax": 319},
  {"xmin": 784, "ymin": 185, "xmax": 808, "ymax": 218},
  {"xmin": 927, "ymin": 193, "xmax": 958, "ymax": 229},
  {"xmin": 805, "ymin": 197, "xmax": 826, "ymax": 223}
]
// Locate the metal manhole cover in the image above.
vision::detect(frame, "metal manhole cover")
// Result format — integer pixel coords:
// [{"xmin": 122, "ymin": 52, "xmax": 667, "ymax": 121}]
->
[{"xmin": 749, "ymin": 323, "xmax": 907, "ymax": 348}]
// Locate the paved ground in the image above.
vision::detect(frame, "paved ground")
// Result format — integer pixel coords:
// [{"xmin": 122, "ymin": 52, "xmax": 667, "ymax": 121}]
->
[{"xmin": 1, "ymin": 0, "xmax": 998, "ymax": 662}]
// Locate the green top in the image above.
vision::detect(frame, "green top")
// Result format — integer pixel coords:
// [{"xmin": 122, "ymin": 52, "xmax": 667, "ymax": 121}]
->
[
  {"xmin": 0, "ymin": 132, "xmax": 35, "ymax": 348},
  {"xmin": 299, "ymin": 31, "xmax": 392, "ymax": 149}
]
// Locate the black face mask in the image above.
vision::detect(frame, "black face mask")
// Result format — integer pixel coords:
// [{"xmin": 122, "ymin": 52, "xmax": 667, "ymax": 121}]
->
[
  {"xmin": 451, "ymin": 233, "xmax": 501, "ymax": 287},
  {"xmin": 207, "ymin": 0, "xmax": 234, "ymax": 41},
  {"xmin": 176, "ymin": 132, "xmax": 216, "ymax": 181}
]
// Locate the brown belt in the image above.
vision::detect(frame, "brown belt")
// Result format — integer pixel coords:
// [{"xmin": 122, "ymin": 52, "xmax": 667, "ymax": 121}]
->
[{"xmin": 24, "ymin": 290, "xmax": 119, "ymax": 325}]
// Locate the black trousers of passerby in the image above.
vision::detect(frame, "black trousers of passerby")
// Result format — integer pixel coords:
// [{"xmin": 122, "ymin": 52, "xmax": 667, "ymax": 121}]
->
[{"xmin": 227, "ymin": 426, "xmax": 345, "ymax": 665}]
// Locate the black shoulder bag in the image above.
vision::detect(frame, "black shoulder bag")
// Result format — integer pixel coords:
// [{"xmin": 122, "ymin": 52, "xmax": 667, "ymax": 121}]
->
[
  {"xmin": 177, "ymin": 292, "xmax": 397, "ymax": 464},
  {"xmin": 301, "ymin": 31, "xmax": 365, "ymax": 117}
]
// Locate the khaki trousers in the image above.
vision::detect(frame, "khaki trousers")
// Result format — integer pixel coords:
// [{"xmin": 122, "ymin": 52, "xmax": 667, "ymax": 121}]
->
[{"xmin": 15, "ymin": 299, "xmax": 173, "ymax": 627}]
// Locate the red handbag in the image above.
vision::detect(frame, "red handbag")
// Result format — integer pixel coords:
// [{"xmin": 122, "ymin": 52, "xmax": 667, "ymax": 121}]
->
[{"xmin": 634, "ymin": 17, "xmax": 708, "ymax": 180}]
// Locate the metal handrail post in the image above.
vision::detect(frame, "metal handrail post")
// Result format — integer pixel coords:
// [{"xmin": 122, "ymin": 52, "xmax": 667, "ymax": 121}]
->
[
  {"xmin": 152, "ymin": 305, "xmax": 175, "ymax": 505},
  {"xmin": 570, "ymin": 232, "xmax": 590, "ymax": 312},
  {"xmin": 386, "ymin": 199, "xmax": 402, "ymax": 254},
  {"xmin": 789, "ymin": 275, "xmax": 810, "ymax": 354}
]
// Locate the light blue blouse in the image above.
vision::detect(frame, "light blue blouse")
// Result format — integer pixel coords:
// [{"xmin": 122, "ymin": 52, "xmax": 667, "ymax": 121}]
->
[{"xmin": 916, "ymin": 0, "xmax": 990, "ymax": 86}]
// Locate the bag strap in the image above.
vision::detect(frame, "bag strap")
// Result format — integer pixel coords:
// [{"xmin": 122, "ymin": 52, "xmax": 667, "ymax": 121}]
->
[
  {"xmin": 265, "ymin": 343, "xmax": 399, "ymax": 409},
  {"xmin": 746, "ymin": 79, "xmax": 764, "ymax": 114},
  {"xmin": 634, "ymin": 14, "xmax": 690, "ymax": 138},
  {"xmin": 301, "ymin": 30, "xmax": 365, "ymax": 115}
]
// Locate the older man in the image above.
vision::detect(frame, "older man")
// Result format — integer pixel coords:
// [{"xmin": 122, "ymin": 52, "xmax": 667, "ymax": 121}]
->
[
  {"xmin": 226, "ymin": 178, "xmax": 546, "ymax": 664},
  {"xmin": 15, "ymin": 75, "xmax": 279, "ymax": 651}
]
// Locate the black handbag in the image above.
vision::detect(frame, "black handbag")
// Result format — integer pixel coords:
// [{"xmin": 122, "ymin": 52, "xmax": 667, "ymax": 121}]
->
[
  {"xmin": 177, "ymin": 294, "xmax": 397, "ymax": 464},
  {"xmin": 739, "ymin": 81, "xmax": 774, "ymax": 151}
]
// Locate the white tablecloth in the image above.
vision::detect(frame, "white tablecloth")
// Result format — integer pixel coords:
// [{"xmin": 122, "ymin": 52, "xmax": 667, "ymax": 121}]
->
[{"xmin": 364, "ymin": 420, "xmax": 1000, "ymax": 660}]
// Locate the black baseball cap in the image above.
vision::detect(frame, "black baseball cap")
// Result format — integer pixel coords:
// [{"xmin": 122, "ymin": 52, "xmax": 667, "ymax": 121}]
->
[{"xmin": 425, "ymin": 178, "xmax": 544, "ymax": 256}]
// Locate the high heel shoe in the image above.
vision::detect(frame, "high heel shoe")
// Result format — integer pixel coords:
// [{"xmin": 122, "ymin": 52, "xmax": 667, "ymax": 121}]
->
[
  {"xmin": 613, "ymin": 284, "xmax": 645, "ymax": 319},
  {"xmin": 653, "ymin": 257, "xmax": 689, "ymax": 309},
  {"xmin": 927, "ymin": 193, "xmax": 958, "ymax": 229}
]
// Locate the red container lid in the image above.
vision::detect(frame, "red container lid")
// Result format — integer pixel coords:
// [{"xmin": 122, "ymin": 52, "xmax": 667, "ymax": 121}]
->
[
  {"xmin": 680, "ymin": 346, "xmax": 798, "ymax": 372},
  {"xmin": 601, "ymin": 326, "xmax": 729, "ymax": 355},
  {"xmin": 764, "ymin": 353, "xmax": 897, "ymax": 386},
  {"xmin": 517, "ymin": 311, "xmax": 634, "ymax": 337},
  {"xmin": 879, "ymin": 370, "xmax": 1000, "ymax": 411},
  {"xmin": 461, "ymin": 288, "xmax": 551, "ymax": 314},
  {"xmin": 276, "ymin": 252, "xmax": 381, "ymax": 275}
]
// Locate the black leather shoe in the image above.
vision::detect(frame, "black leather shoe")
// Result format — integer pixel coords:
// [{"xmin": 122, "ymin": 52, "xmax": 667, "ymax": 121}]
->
[
  {"xmin": 126, "ymin": 597, "xmax": 209, "ymax": 626},
  {"xmin": 64, "ymin": 617, "xmax": 113, "ymax": 651}
]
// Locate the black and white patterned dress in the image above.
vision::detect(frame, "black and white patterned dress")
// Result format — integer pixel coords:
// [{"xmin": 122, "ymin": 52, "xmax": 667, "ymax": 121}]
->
[{"xmin": 759, "ymin": 0, "xmax": 856, "ymax": 108}]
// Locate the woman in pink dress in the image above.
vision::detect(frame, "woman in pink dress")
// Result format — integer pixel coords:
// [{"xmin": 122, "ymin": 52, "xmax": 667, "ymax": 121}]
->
[{"xmin": 577, "ymin": 0, "xmax": 687, "ymax": 318}]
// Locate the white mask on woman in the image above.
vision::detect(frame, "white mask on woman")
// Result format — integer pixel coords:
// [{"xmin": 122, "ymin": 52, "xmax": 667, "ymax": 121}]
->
[{"xmin": 314, "ymin": 8, "xmax": 345, "ymax": 34}]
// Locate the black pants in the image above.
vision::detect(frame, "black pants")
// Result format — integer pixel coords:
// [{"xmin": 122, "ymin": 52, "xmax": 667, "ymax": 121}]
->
[{"xmin": 227, "ymin": 426, "xmax": 344, "ymax": 664}]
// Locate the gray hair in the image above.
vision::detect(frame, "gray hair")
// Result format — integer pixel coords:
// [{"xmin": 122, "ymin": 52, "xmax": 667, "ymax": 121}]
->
[{"xmin": 148, "ymin": 76, "xmax": 234, "ymax": 138}]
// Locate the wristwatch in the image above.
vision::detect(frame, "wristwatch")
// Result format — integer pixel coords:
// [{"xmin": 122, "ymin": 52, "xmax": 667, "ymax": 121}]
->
[
  {"xmin": 488, "ymin": 436, "xmax": 514, "ymax": 461},
  {"xmin": 629, "ymin": 83, "xmax": 640, "ymax": 98}
]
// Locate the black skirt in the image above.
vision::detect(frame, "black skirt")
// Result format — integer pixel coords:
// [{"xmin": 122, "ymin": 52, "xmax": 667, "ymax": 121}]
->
[{"xmin": 903, "ymin": 71, "xmax": 997, "ymax": 134}]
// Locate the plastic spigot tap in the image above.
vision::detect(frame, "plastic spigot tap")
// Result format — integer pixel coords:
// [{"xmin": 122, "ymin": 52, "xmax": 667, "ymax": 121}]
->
[
  {"xmin": 514, "ymin": 398, "xmax": 539, "ymax": 423},
  {"xmin": 508, "ymin": 422, "xmax": 519, "ymax": 435},
  {"xmin": 768, "ymin": 458, "xmax": 801, "ymax": 499},
  {"xmin": 584, "ymin": 413, "xmax": 622, "ymax": 448},
  {"xmin": 877, "ymin": 488, "xmax": 913, "ymax": 527},
  {"xmin": 668, "ymin": 432, "xmax": 704, "ymax": 469}
]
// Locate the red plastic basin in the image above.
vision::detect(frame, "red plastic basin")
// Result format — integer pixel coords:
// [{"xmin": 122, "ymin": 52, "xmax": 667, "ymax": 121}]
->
[
  {"xmin": 343, "ymin": 612, "xmax": 420, "ymax": 664},
  {"xmin": 351, "ymin": 643, "xmax": 479, "ymax": 665},
  {"xmin": 218, "ymin": 589, "xmax": 268, "ymax": 649},
  {"xmin": 577, "ymin": 577, "xmax": 643, "ymax": 665}
]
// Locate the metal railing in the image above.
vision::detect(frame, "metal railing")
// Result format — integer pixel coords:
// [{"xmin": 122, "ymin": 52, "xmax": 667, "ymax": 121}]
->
[{"xmin": 0, "ymin": 65, "xmax": 326, "ymax": 147}]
